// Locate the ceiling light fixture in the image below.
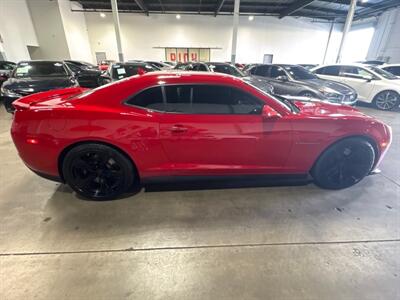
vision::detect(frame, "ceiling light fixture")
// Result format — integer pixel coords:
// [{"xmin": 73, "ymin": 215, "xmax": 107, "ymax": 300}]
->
[
  {"xmin": 249, "ymin": 15, "xmax": 254, "ymax": 21},
  {"xmin": 100, "ymin": 12, "xmax": 106, "ymax": 18},
  {"xmin": 176, "ymin": 14, "xmax": 181, "ymax": 19}
]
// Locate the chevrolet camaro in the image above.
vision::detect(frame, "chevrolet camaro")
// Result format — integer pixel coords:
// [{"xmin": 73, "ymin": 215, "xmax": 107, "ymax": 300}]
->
[{"xmin": 11, "ymin": 71, "xmax": 391, "ymax": 200}]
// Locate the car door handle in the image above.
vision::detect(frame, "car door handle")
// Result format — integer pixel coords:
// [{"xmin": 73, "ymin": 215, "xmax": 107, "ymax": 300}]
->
[{"xmin": 169, "ymin": 125, "xmax": 188, "ymax": 133}]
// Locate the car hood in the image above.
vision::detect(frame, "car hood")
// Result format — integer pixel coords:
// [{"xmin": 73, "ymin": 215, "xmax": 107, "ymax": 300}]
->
[
  {"xmin": 299, "ymin": 78, "xmax": 355, "ymax": 94},
  {"xmin": 3, "ymin": 77, "xmax": 74, "ymax": 93},
  {"xmin": 293, "ymin": 98, "xmax": 370, "ymax": 118}
]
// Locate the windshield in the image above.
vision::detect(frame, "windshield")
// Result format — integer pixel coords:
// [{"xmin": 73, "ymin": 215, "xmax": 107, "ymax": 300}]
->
[
  {"xmin": 13, "ymin": 62, "xmax": 68, "ymax": 78},
  {"xmin": 111, "ymin": 64, "xmax": 158, "ymax": 79},
  {"xmin": 367, "ymin": 66, "xmax": 398, "ymax": 80},
  {"xmin": 283, "ymin": 66, "xmax": 318, "ymax": 80},
  {"xmin": 0, "ymin": 62, "xmax": 16, "ymax": 70},
  {"xmin": 207, "ymin": 64, "xmax": 245, "ymax": 77}
]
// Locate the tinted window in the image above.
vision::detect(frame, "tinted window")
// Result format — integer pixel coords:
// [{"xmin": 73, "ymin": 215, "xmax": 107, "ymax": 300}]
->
[
  {"xmin": 127, "ymin": 87, "xmax": 164, "ymax": 111},
  {"xmin": 163, "ymin": 85, "xmax": 262, "ymax": 115},
  {"xmin": 66, "ymin": 63, "xmax": 80, "ymax": 73},
  {"xmin": 196, "ymin": 64, "xmax": 208, "ymax": 71},
  {"xmin": 382, "ymin": 66, "xmax": 400, "ymax": 76},
  {"xmin": 270, "ymin": 66, "xmax": 286, "ymax": 78},
  {"xmin": 0, "ymin": 62, "xmax": 16, "ymax": 70},
  {"xmin": 164, "ymin": 85, "xmax": 192, "ymax": 113},
  {"xmin": 192, "ymin": 85, "xmax": 262, "ymax": 114},
  {"xmin": 253, "ymin": 65, "xmax": 270, "ymax": 77},
  {"xmin": 315, "ymin": 66, "xmax": 340, "ymax": 76},
  {"xmin": 340, "ymin": 66, "xmax": 377, "ymax": 79},
  {"xmin": 13, "ymin": 62, "xmax": 68, "ymax": 78}
]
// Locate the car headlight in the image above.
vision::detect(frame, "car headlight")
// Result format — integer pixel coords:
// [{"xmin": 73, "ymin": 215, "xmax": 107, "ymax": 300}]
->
[
  {"xmin": 319, "ymin": 88, "xmax": 341, "ymax": 100},
  {"xmin": 0, "ymin": 86, "xmax": 21, "ymax": 97}
]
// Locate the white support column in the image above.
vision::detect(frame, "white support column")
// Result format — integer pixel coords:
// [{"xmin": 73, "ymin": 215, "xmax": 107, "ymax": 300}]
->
[
  {"xmin": 336, "ymin": 0, "xmax": 357, "ymax": 63},
  {"xmin": 322, "ymin": 20, "xmax": 334, "ymax": 64},
  {"xmin": 230, "ymin": 0, "xmax": 240, "ymax": 64},
  {"xmin": 111, "ymin": 0, "xmax": 124, "ymax": 62}
]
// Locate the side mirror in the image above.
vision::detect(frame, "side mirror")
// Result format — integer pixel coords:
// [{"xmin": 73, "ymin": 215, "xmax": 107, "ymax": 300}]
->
[
  {"xmin": 276, "ymin": 75, "xmax": 288, "ymax": 82},
  {"xmin": 364, "ymin": 76, "xmax": 373, "ymax": 82},
  {"xmin": 262, "ymin": 105, "xmax": 281, "ymax": 120}
]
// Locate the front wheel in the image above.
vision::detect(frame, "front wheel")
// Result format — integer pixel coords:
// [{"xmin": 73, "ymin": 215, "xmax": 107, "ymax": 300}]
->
[
  {"xmin": 312, "ymin": 138, "xmax": 375, "ymax": 189},
  {"xmin": 62, "ymin": 143, "xmax": 136, "ymax": 200},
  {"xmin": 373, "ymin": 90, "xmax": 400, "ymax": 111}
]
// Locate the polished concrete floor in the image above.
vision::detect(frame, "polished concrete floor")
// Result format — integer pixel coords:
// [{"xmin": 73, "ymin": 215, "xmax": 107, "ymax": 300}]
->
[{"xmin": 0, "ymin": 104, "xmax": 399, "ymax": 299}]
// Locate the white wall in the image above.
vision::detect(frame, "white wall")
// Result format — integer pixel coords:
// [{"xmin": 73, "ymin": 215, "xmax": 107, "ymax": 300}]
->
[
  {"xmin": 85, "ymin": 13, "xmax": 341, "ymax": 64},
  {"xmin": 367, "ymin": 7, "xmax": 400, "ymax": 63},
  {"xmin": 0, "ymin": 0, "xmax": 39, "ymax": 62},
  {"xmin": 58, "ymin": 0, "xmax": 93, "ymax": 63},
  {"xmin": 26, "ymin": 0, "xmax": 70, "ymax": 60}
]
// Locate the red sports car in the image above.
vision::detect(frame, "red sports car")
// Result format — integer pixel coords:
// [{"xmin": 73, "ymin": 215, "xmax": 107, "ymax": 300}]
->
[{"xmin": 11, "ymin": 72, "xmax": 391, "ymax": 200}]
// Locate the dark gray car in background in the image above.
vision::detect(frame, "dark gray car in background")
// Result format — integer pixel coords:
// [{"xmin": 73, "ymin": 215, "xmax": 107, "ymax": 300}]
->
[
  {"xmin": 246, "ymin": 64, "xmax": 358, "ymax": 105},
  {"xmin": 174, "ymin": 62, "xmax": 274, "ymax": 95}
]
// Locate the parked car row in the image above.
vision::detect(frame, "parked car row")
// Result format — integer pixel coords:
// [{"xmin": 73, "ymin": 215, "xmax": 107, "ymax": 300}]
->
[{"xmin": 1, "ymin": 59, "xmax": 399, "ymax": 113}]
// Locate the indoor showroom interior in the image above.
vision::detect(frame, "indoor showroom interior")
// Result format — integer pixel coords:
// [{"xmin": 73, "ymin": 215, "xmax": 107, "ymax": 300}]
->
[{"xmin": 0, "ymin": 0, "xmax": 400, "ymax": 299}]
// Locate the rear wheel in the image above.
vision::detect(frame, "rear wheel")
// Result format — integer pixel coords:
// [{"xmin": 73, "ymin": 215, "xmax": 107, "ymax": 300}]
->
[
  {"xmin": 62, "ymin": 143, "xmax": 136, "ymax": 200},
  {"xmin": 312, "ymin": 138, "xmax": 375, "ymax": 189},
  {"xmin": 373, "ymin": 90, "xmax": 399, "ymax": 110}
]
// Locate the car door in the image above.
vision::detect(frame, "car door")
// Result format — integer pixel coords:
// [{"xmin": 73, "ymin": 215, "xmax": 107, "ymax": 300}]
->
[
  {"xmin": 339, "ymin": 66, "xmax": 376, "ymax": 102},
  {"xmin": 158, "ymin": 84, "xmax": 293, "ymax": 176}
]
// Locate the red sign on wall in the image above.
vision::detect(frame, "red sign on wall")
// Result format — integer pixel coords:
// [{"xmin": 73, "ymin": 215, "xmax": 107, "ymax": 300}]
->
[{"xmin": 165, "ymin": 48, "xmax": 210, "ymax": 62}]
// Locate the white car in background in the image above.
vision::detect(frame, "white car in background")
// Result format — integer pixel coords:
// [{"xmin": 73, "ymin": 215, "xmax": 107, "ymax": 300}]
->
[
  {"xmin": 312, "ymin": 63, "xmax": 400, "ymax": 110},
  {"xmin": 379, "ymin": 64, "xmax": 400, "ymax": 78}
]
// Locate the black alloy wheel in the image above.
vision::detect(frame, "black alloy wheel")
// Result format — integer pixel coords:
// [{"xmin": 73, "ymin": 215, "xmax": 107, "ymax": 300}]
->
[
  {"xmin": 312, "ymin": 138, "xmax": 375, "ymax": 189},
  {"xmin": 63, "ymin": 143, "xmax": 136, "ymax": 200}
]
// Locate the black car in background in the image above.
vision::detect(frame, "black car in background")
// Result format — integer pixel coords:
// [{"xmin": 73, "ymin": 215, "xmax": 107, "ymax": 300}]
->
[
  {"xmin": 99, "ymin": 62, "xmax": 160, "ymax": 84},
  {"xmin": 1, "ymin": 60, "xmax": 79, "ymax": 113},
  {"xmin": 64, "ymin": 60, "xmax": 103, "ymax": 88},
  {"xmin": 0, "ymin": 61, "xmax": 16, "ymax": 86},
  {"xmin": 246, "ymin": 64, "xmax": 358, "ymax": 105}
]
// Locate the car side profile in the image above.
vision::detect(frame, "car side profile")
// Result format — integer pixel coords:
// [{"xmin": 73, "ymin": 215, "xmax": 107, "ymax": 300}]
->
[
  {"xmin": 11, "ymin": 72, "xmax": 391, "ymax": 200},
  {"xmin": 246, "ymin": 64, "xmax": 357, "ymax": 105},
  {"xmin": 312, "ymin": 64, "xmax": 400, "ymax": 110}
]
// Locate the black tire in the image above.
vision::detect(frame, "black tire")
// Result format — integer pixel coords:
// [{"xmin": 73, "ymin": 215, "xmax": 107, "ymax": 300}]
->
[
  {"xmin": 299, "ymin": 91, "xmax": 316, "ymax": 98},
  {"xmin": 62, "ymin": 143, "xmax": 136, "ymax": 200},
  {"xmin": 312, "ymin": 138, "xmax": 375, "ymax": 189},
  {"xmin": 373, "ymin": 90, "xmax": 400, "ymax": 111}
]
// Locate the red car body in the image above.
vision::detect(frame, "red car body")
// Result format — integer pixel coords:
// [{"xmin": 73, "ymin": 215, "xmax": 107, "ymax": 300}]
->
[{"xmin": 11, "ymin": 72, "xmax": 391, "ymax": 187}]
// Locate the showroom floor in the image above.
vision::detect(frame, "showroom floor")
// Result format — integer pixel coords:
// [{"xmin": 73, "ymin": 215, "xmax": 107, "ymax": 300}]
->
[{"xmin": 0, "ymin": 105, "xmax": 399, "ymax": 300}]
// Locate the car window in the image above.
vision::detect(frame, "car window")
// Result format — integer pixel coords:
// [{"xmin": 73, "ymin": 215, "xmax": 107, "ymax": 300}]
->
[
  {"xmin": 283, "ymin": 66, "xmax": 317, "ymax": 80},
  {"xmin": 253, "ymin": 65, "xmax": 270, "ymax": 77},
  {"xmin": 340, "ymin": 66, "xmax": 376, "ymax": 78},
  {"xmin": 270, "ymin": 66, "xmax": 286, "ymax": 78},
  {"xmin": 13, "ymin": 62, "xmax": 69, "ymax": 78},
  {"xmin": 164, "ymin": 85, "xmax": 263, "ymax": 115},
  {"xmin": 315, "ymin": 66, "xmax": 340, "ymax": 76},
  {"xmin": 111, "ymin": 64, "xmax": 157, "ymax": 79},
  {"xmin": 382, "ymin": 66, "xmax": 400, "ymax": 76},
  {"xmin": 0, "ymin": 62, "xmax": 16, "ymax": 70},
  {"xmin": 127, "ymin": 86, "xmax": 164, "ymax": 111},
  {"xmin": 66, "ymin": 63, "xmax": 80, "ymax": 73},
  {"xmin": 196, "ymin": 64, "xmax": 208, "ymax": 71},
  {"xmin": 367, "ymin": 66, "xmax": 397, "ymax": 79}
]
